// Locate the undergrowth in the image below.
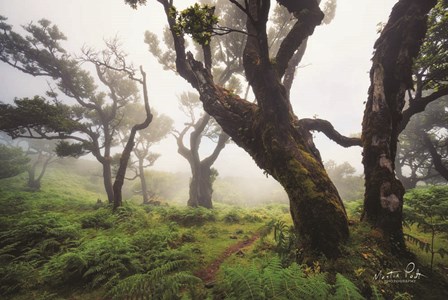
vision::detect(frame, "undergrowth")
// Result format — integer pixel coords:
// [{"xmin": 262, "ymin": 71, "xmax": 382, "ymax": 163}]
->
[
  {"xmin": 215, "ymin": 256, "xmax": 364, "ymax": 300},
  {"xmin": 1, "ymin": 166, "xmax": 447, "ymax": 299}
]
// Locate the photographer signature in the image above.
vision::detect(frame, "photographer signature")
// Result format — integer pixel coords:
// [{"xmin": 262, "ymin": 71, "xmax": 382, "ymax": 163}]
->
[{"xmin": 373, "ymin": 262, "xmax": 426, "ymax": 282}]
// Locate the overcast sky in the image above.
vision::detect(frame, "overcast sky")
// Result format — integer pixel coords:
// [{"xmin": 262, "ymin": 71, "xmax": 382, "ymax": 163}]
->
[{"xmin": 0, "ymin": 0, "xmax": 396, "ymax": 181}]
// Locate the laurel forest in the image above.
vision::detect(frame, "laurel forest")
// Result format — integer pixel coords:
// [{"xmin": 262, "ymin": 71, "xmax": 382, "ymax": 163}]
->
[{"xmin": 0, "ymin": 0, "xmax": 447, "ymax": 299}]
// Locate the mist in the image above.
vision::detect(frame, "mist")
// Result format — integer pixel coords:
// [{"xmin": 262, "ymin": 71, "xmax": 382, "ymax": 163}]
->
[{"xmin": 0, "ymin": 0, "xmax": 395, "ymax": 182}]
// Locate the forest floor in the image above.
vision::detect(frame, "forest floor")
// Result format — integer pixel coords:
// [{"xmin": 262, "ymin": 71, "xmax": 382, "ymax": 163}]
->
[
  {"xmin": 1, "ymin": 163, "xmax": 447, "ymax": 299},
  {"xmin": 195, "ymin": 231, "xmax": 261, "ymax": 285}
]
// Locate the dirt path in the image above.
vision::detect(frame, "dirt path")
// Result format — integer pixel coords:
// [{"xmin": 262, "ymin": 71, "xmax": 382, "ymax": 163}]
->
[{"xmin": 195, "ymin": 232, "xmax": 261, "ymax": 285}]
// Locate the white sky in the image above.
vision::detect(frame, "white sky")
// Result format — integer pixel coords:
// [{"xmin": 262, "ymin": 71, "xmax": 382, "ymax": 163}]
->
[{"xmin": 0, "ymin": 0, "xmax": 395, "ymax": 181}]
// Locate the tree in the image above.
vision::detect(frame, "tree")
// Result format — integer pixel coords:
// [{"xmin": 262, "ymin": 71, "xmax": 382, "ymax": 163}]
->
[
  {"xmin": 324, "ymin": 160, "xmax": 363, "ymax": 202},
  {"xmin": 0, "ymin": 18, "xmax": 153, "ymax": 208},
  {"xmin": 398, "ymin": 0, "xmax": 448, "ymax": 133},
  {"xmin": 0, "ymin": 144, "xmax": 29, "ymax": 179},
  {"xmin": 116, "ymin": 107, "xmax": 173, "ymax": 204},
  {"xmin": 145, "ymin": 0, "xmax": 248, "ymax": 209},
  {"xmin": 127, "ymin": 0, "xmax": 349, "ymax": 257},
  {"xmin": 24, "ymin": 139, "xmax": 58, "ymax": 191},
  {"xmin": 396, "ymin": 98, "xmax": 448, "ymax": 189},
  {"xmin": 173, "ymin": 92, "xmax": 228, "ymax": 208},
  {"xmin": 395, "ymin": 0, "xmax": 448, "ymax": 188},
  {"xmin": 361, "ymin": 0, "xmax": 438, "ymax": 253}
]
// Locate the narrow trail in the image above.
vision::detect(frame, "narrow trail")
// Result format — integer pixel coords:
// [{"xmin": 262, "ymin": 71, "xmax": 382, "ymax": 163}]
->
[{"xmin": 195, "ymin": 231, "xmax": 261, "ymax": 285}]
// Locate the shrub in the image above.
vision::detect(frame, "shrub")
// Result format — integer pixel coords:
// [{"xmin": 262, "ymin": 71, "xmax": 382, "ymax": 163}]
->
[
  {"xmin": 0, "ymin": 212, "xmax": 80, "ymax": 263},
  {"xmin": 80, "ymin": 208, "xmax": 115, "ymax": 229},
  {"xmin": 0, "ymin": 261, "xmax": 39, "ymax": 296},
  {"xmin": 161, "ymin": 207, "xmax": 216, "ymax": 226},
  {"xmin": 223, "ymin": 210, "xmax": 242, "ymax": 223},
  {"xmin": 42, "ymin": 237, "xmax": 142, "ymax": 289}
]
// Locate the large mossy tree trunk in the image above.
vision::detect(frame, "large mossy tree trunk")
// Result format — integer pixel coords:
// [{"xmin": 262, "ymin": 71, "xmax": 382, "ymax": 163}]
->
[
  {"xmin": 361, "ymin": 0, "xmax": 437, "ymax": 253},
  {"xmin": 157, "ymin": 0, "xmax": 349, "ymax": 257}
]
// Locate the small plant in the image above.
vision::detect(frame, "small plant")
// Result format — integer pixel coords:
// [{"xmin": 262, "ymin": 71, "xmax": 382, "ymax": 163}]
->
[
  {"xmin": 404, "ymin": 186, "xmax": 448, "ymax": 270},
  {"xmin": 273, "ymin": 220, "xmax": 298, "ymax": 265}
]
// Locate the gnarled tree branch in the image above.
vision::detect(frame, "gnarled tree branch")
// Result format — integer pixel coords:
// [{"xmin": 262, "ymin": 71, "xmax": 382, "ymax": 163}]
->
[{"xmin": 298, "ymin": 118, "xmax": 361, "ymax": 148}]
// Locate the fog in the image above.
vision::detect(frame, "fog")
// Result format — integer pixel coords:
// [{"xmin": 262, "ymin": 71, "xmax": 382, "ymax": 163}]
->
[{"xmin": 0, "ymin": 0, "xmax": 395, "ymax": 198}]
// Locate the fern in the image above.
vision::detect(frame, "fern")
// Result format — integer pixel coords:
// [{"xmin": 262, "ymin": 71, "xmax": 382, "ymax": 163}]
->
[
  {"xmin": 0, "ymin": 211, "xmax": 80, "ymax": 263},
  {"xmin": 331, "ymin": 273, "xmax": 364, "ymax": 300},
  {"xmin": 109, "ymin": 264, "xmax": 202, "ymax": 299},
  {"xmin": 218, "ymin": 257, "xmax": 331, "ymax": 300},
  {"xmin": 0, "ymin": 261, "xmax": 39, "ymax": 296},
  {"xmin": 272, "ymin": 220, "xmax": 298, "ymax": 265}
]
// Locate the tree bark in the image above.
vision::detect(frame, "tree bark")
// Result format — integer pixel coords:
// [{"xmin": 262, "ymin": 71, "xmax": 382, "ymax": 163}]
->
[
  {"xmin": 188, "ymin": 164, "xmax": 213, "ymax": 209},
  {"xmin": 138, "ymin": 158, "xmax": 150, "ymax": 204},
  {"xmin": 102, "ymin": 160, "xmax": 115, "ymax": 204},
  {"xmin": 361, "ymin": 0, "xmax": 436, "ymax": 253},
  {"xmin": 424, "ymin": 134, "xmax": 448, "ymax": 181},
  {"xmin": 113, "ymin": 67, "xmax": 152, "ymax": 210},
  {"xmin": 177, "ymin": 116, "xmax": 228, "ymax": 209}
]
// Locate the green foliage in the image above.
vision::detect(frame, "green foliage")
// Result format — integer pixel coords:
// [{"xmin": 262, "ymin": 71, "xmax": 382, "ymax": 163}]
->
[
  {"xmin": 0, "ymin": 96, "xmax": 81, "ymax": 139},
  {"xmin": 0, "ymin": 212, "xmax": 80, "ymax": 263},
  {"xmin": 80, "ymin": 208, "xmax": 115, "ymax": 229},
  {"xmin": 404, "ymin": 186, "xmax": 448, "ymax": 232},
  {"xmin": 223, "ymin": 209, "xmax": 242, "ymax": 223},
  {"xmin": 0, "ymin": 261, "xmax": 39, "ymax": 295},
  {"xmin": 161, "ymin": 206, "xmax": 216, "ymax": 226},
  {"xmin": 216, "ymin": 257, "xmax": 332, "ymax": 300},
  {"xmin": 170, "ymin": 4, "xmax": 219, "ymax": 45},
  {"xmin": 43, "ymin": 237, "xmax": 142, "ymax": 289},
  {"xmin": 415, "ymin": 0, "xmax": 448, "ymax": 91},
  {"xmin": 55, "ymin": 140, "xmax": 87, "ymax": 158},
  {"xmin": 0, "ymin": 144, "xmax": 30, "ymax": 179},
  {"xmin": 345, "ymin": 199, "xmax": 363, "ymax": 219},
  {"xmin": 331, "ymin": 273, "xmax": 364, "ymax": 300},
  {"xmin": 109, "ymin": 261, "xmax": 202, "ymax": 300},
  {"xmin": 273, "ymin": 220, "xmax": 298, "ymax": 265},
  {"xmin": 404, "ymin": 186, "xmax": 448, "ymax": 269}
]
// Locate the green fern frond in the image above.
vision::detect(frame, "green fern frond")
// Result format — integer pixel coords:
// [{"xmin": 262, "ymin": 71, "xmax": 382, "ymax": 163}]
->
[
  {"xmin": 109, "ymin": 270, "xmax": 201, "ymax": 300},
  {"xmin": 331, "ymin": 273, "xmax": 364, "ymax": 300}
]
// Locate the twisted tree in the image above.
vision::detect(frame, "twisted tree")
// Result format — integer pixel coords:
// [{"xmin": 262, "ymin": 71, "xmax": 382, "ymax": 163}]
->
[
  {"xmin": 173, "ymin": 92, "xmax": 228, "ymax": 208},
  {"xmin": 127, "ymin": 0, "xmax": 348, "ymax": 257},
  {"xmin": 361, "ymin": 0, "xmax": 438, "ymax": 253},
  {"xmin": 0, "ymin": 18, "xmax": 153, "ymax": 208}
]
